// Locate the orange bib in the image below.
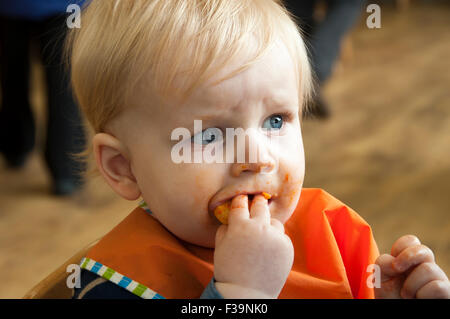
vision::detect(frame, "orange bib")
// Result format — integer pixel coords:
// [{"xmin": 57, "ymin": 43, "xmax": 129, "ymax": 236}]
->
[{"xmin": 82, "ymin": 188, "xmax": 379, "ymax": 299}]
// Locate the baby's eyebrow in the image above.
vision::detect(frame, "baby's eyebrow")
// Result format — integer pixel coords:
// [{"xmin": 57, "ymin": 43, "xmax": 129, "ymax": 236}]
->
[
  {"xmin": 186, "ymin": 105, "xmax": 231, "ymax": 122},
  {"xmin": 183, "ymin": 93, "xmax": 298, "ymax": 123},
  {"xmin": 198, "ymin": 115, "xmax": 217, "ymax": 121},
  {"xmin": 172, "ymin": 110, "xmax": 224, "ymax": 130},
  {"xmin": 264, "ymin": 95, "xmax": 298, "ymax": 108}
]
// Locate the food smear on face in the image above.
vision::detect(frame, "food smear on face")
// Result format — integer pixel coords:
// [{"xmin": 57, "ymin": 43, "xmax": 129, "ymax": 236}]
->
[
  {"xmin": 261, "ymin": 192, "xmax": 272, "ymax": 200},
  {"xmin": 213, "ymin": 192, "xmax": 272, "ymax": 224}
]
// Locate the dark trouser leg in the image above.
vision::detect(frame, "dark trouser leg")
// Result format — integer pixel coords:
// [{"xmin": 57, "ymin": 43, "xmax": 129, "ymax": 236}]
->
[
  {"xmin": 283, "ymin": 0, "xmax": 330, "ymax": 118},
  {"xmin": 38, "ymin": 15, "xmax": 86, "ymax": 193},
  {"xmin": 310, "ymin": 0, "xmax": 366, "ymax": 83},
  {"xmin": 0, "ymin": 16, "xmax": 35, "ymax": 167},
  {"xmin": 284, "ymin": 0, "xmax": 366, "ymax": 119},
  {"xmin": 284, "ymin": 0, "xmax": 365, "ymax": 84}
]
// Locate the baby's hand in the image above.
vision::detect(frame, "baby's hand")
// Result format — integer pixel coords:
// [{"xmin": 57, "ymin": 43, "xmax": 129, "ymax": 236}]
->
[
  {"xmin": 213, "ymin": 194, "xmax": 294, "ymax": 299},
  {"xmin": 375, "ymin": 235, "xmax": 450, "ymax": 299}
]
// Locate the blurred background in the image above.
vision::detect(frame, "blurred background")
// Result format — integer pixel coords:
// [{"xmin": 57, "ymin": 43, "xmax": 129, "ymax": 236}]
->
[{"xmin": 0, "ymin": 0, "xmax": 449, "ymax": 298}]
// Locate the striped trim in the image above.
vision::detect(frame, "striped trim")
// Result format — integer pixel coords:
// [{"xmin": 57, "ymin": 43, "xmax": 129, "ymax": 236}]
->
[
  {"xmin": 138, "ymin": 200, "xmax": 152, "ymax": 215},
  {"xmin": 80, "ymin": 257, "xmax": 165, "ymax": 299}
]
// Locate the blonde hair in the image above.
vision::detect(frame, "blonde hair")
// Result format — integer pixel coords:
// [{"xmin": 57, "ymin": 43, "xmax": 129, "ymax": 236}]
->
[{"xmin": 66, "ymin": 0, "xmax": 313, "ymax": 135}]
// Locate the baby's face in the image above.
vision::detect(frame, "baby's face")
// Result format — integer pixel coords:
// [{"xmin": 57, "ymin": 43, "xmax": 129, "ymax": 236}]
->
[{"xmin": 115, "ymin": 41, "xmax": 305, "ymax": 248}]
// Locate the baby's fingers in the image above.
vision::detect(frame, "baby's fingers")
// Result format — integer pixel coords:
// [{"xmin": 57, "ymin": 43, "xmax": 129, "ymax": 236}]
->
[
  {"xmin": 215, "ymin": 224, "xmax": 227, "ymax": 245},
  {"xmin": 391, "ymin": 235, "xmax": 421, "ymax": 257},
  {"xmin": 375, "ymin": 254, "xmax": 400, "ymax": 281},
  {"xmin": 228, "ymin": 195, "xmax": 249, "ymax": 224},
  {"xmin": 392, "ymin": 244, "xmax": 434, "ymax": 273},
  {"xmin": 416, "ymin": 280, "xmax": 450, "ymax": 299},
  {"xmin": 249, "ymin": 195, "xmax": 270, "ymax": 224},
  {"xmin": 270, "ymin": 218, "xmax": 285, "ymax": 233},
  {"xmin": 401, "ymin": 262, "xmax": 448, "ymax": 299}
]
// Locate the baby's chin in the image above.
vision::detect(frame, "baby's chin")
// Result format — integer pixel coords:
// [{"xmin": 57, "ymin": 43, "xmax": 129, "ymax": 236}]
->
[
  {"xmin": 269, "ymin": 200, "xmax": 295, "ymax": 224},
  {"xmin": 175, "ymin": 220, "xmax": 220, "ymax": 248},
  {"xmin": 184, "ymin": 231, "xmax": 217, "ymax": 249}
]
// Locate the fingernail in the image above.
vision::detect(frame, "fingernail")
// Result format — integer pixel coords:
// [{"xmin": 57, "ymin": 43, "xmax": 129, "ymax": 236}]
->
[
  {"xmin": 255, "ymin": 194, "xmax": 268, "ymax": 202},
  {"xmin": 231, "ymin": 195, "xmax": 248, "ymax": 209}
]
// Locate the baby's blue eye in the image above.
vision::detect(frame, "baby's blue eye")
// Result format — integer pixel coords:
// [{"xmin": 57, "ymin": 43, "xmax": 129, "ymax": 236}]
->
[
  {"xmin": 262, "ymin": 115, "xmax": 283, "ymax": 130},
  {"xmin": 191, "ymin": 128, "xmax": 221, "ymax": 145}
]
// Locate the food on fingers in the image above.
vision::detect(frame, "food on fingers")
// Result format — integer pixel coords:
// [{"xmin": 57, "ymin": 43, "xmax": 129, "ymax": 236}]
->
[{"xmin": 214, "ymin": 192, "xmax": 272, "ymax": 224}]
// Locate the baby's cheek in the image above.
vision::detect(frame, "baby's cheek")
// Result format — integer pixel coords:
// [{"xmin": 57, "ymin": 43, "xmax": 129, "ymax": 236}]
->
[
  {"xmin": 278, "ymin": 153, "xmax": 304, "ymax": 185},
  {"xmin": 281, "ymin": 174, "xmax": 302, "ymax": 201},
  {"xmin": 275, "ymin": 164, "xmax": 304, "ymax": 221},
  {"xmin": 192, "ymin": 170, "xmax": 222, "ymax": 207},
  {"xmin": 286, "ymin": 180, "xmax": 302, "ymax": 209}
]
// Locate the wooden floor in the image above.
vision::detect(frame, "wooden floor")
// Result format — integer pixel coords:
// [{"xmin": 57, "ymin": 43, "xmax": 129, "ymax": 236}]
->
[{"xmin": 1, "ymin": 2, "xmax": 449, "ymax": 298}]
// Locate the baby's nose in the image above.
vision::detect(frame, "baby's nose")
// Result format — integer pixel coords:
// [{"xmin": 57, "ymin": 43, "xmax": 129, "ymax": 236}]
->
[{"xmin": 231, "ymin": 160, "xmax": 276, "ymax": 177}]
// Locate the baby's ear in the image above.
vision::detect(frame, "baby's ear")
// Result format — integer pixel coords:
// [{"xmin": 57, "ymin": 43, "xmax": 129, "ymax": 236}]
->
[{"xmin": 93, "ymin": 133, "xmax": 141, "ymax": 200}]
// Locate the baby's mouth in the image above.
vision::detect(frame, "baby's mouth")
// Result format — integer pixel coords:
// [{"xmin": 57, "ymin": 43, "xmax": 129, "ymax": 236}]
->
[
  {"xmin": 211, "ymin": 192, "xmax": 273, "ymax": 224},
  {"xmin": 246, "ymin": 193, "xmax": 273, "ymax": 205}
]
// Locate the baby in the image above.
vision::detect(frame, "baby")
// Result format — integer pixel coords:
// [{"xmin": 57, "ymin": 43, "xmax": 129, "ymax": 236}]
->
[{"xmin": 68, "ymin": 0, "xmax": 449, "ymax": 299}]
